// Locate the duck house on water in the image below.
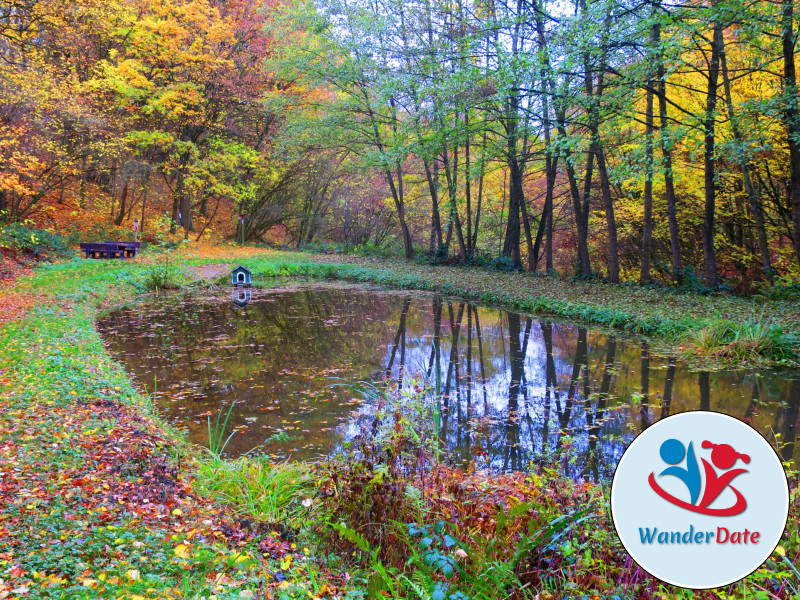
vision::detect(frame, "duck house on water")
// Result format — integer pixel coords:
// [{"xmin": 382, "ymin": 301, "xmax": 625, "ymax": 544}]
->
[{"xmin": 231, "ymin": 265, "xmax": 252, "ymax": 287}]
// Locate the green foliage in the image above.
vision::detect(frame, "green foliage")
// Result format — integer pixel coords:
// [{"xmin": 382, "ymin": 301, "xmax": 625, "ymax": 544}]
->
[
  {"xmin": 207, "ymin": 400, "xmax": 237, "ymax": 456},
  {"xmin": 757, "ymin": 275, "xmax": 800, "ymax": 301},
  {"xmin": 196, "ymin": 456, "xmax": 317, "ymax": 526},
  {"xmin": 687, "ymin": 313, "xmax": 799, "ymax": 363},
  {"xmin": 488, "ymin": 256, "xmax": 520, "ymax": 272},
  {"xmin": 138, "ymin": 254, "xmax": 183, "ymax": 292},
  {"xmin": 0, "ymin": 222, "xmax": 75, "ymax": 259}
]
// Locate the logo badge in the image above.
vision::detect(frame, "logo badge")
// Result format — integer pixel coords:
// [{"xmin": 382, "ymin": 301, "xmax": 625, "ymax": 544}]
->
[{"xmin": 611, "ymin": 412, "xmax": 789, "ymax": 589}]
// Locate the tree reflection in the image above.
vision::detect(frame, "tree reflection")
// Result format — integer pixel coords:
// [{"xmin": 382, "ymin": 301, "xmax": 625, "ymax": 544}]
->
[
  {"xmin": 661, "ymin": 356, "xmax": 676, "ymax": 418},
  {"xmin": 779, "ymin": 379, "xmax": 799, "ymax": 464},
  {"xmin": 98, "ymin": 285, "xmax": 800, "ymax": 472},
  {"xmin": 582, "ymin": 335, "xmax": 616, "ymax": 482}
]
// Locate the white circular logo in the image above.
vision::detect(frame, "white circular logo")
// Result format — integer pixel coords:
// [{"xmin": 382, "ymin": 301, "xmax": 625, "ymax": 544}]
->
[{"xmin": 611, "ymin": 411, "xmax": 789, "ymax": 589}]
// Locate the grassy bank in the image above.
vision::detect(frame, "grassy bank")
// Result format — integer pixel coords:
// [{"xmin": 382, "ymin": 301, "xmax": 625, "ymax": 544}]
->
[
  {"xmin": 176, "ymin": 245, "xmax": 800, "ymax": 368},
  {"xmin": 1, "ymin": 250, "xmax": 798, "ymax": 599},
  {"xmin": 0, "ymin": 259, "xmax": 338, "ymax": 599}
]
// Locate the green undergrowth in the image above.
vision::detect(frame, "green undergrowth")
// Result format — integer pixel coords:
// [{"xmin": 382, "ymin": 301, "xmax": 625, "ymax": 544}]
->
[
  {"xmin": 192, "ymin": 382, "xmax": 800, "ymax": 600},
  {"xmin": 195, "ymin": 455, "xmax": 318, "ymax": 526}
]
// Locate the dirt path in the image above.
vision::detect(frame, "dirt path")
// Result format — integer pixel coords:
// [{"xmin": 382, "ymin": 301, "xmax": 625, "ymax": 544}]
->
[{"xmin": 187, "ymin": 262, "xmax": 232, "ymax": 282}]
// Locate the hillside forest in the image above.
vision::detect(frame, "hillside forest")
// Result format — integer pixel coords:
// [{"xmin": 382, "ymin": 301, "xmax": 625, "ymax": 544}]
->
[{"xmin": 3, "ymin": 0, "xmax": 800, "ymax": 291}]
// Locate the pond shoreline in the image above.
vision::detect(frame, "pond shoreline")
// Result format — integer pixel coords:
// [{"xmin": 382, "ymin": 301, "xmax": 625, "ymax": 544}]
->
[
  {"xmin": 0, "ymin": 251, "xmax": 798, "ymax": 599},
  {"xmin": 97, "ymin": 281, "xmax": 800, "ymax": 470},
  {"xmin": 178, "ymin": 248, "xmax": 800, "ymax": 371}
]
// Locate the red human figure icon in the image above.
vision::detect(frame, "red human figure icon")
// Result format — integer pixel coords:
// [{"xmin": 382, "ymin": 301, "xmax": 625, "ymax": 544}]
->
[{"xmin": 698, "ymin": 441, "xmax": 750, "ymax": 510}]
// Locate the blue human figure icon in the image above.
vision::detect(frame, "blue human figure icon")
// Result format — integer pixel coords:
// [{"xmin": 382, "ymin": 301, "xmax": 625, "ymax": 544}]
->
[{"xmin": 658, "ymin": 438, "xmax": 701, "ymax": 505}]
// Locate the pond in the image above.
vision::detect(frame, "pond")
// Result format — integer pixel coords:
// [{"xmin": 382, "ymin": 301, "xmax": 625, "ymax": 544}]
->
[{"xmin": 97, "ymin": 282, "xmax": 800, "ymax": 480}]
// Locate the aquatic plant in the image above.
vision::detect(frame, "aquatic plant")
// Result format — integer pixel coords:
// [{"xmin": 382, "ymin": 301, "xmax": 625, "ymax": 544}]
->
[{"xmin": 207, "ymin": 400, "xmax": 237, "ymax": 457}]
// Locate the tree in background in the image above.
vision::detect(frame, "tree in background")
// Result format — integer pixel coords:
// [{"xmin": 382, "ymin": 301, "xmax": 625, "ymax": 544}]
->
[{"xmin": 4, "ymin": 0, "xmax": 800, "ymax": 290}]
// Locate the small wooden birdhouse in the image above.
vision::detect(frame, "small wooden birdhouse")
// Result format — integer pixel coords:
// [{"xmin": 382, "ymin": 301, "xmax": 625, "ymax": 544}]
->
[{"xmin": 231, "ymin": 265, "xmax": 252, "ymax": 287}]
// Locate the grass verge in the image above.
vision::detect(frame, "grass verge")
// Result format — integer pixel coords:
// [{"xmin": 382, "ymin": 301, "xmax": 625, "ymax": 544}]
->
[{"xmin": 0, "ymin": 257, "xmax": 340, "ymax": 599}]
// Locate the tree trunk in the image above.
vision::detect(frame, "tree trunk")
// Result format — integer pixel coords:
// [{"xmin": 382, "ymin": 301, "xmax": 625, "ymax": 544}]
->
[
  {"xmin": 503, "ymin": 158, "xmax": 523, "ymax": 268},
  {"xmin": 465, "ymin": 113, "xmax": 472, "ymax": 257},
  {"xmin": 702, "ymin": 15, "xmax": 724, "ymax": 288},
  {"xmin": 441, "ymin": 143, "xmax": 468, "ymax": 261},
  {"xmin": 521, "ymin": 192, "xmax": 535, "ymax": 272},
  {"xmin": 655, "ymin": 21, "xmax": 682, "ymax": 284},
  {"xmin": 782, "ymin": 0, "xmax": 800, "ymax": 268},
  {"xmin": 472, "ymin": 131, "xmax": 488, "ymax": 253},
  {"xmin": 79, "ymin": 154, "xmax": 88, "ymax": 209},
  {"xmin": 140, "ymin": 175, "xmax": 148, "ymax": 233},
  {"xmin": 364, "ymin": 93, "xmax": 414, "ymax": 259},
  {"xmin": 595, "ymin": 143, "xmax": 620, "ymax": 282},
  {"xmin": 721, "ymin": 48, "xmax": 774, "ymax": 283},
  {"xmin": 114, "ymin": 180, "xmax": 128, "ymax": 226},
  {"xmin": 388, "ymin": 168, "xmax": 414, "ymax": 259},
  {"xmin": 532, "ymin": 154, "xmax": 558, "ymax": 272},
  {"xmin": 424, "ymin": 158, "xmax": 443, "ymax": 255},
  {"xmin": 641, "ymin": 61, "xmax": 655, "ymax": 284}
]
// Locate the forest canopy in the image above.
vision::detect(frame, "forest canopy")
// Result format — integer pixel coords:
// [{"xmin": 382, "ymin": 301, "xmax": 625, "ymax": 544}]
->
[{"xmin": 2, "ymin": 0, "xmax": 800, "ymax": 290}]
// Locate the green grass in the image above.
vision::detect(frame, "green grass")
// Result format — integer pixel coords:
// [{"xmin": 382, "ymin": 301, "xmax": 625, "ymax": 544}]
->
[
  {"xmin": 140, "ymin": 255, "xmax": 185, "ymax": 292},
  {"xmin": 195, "ymin": 456, "xmax": 317, "ymax": 525},
  {"xmin": 687, "ymin": 312, "xmax": 799, "ymax": 363},
  {"xmin": 0, "ymin": 255, "xmax": 331, "ymax": 599}
]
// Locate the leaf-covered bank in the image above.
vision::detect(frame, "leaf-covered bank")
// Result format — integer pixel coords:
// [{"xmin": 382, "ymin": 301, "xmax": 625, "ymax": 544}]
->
[{"xmin": 0, "ymin": 259, "xmax": 339, "ymax": 599}]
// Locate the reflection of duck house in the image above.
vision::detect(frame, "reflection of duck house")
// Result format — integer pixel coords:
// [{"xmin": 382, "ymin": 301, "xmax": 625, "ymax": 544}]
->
[
  {"xmin": 230, "ymin": 265, "xmax": 252, "ymax": 287},
  {"xmin": 232, "ymin": 288, "xmax": 252, "ymax": 308}
]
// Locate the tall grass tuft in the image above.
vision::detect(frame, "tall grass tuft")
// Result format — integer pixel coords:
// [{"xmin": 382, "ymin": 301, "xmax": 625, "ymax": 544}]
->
[
  {"xmin": 197, "ymin": 400, "xmax": 317, "ymax": 526},
  {"xmin": 196, "ymin": 456, "xmax": 316, "ymax": 525},
  {"xmin": 141, "ymin": 255, "xmax": 183, "ymax": 292},
  {"xmin": 688, "ymin": 311, "xmax": 798, "ymax": 363},
  {"xmin": 207, "ymin": 400, "xmax": 237, "ymax": 457}
]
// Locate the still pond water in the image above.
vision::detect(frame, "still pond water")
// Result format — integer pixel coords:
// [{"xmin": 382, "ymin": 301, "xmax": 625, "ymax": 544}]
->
[{"xmin": 97, "ymin": 283, "xmax": 799, "ymax": 480}]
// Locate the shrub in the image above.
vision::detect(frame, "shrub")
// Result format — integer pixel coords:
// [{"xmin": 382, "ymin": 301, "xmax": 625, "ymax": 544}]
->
[
  {"xmin": 489, "ymin": 255, "xmax": 519, "ymax": 272},
  {"xmin": 0, "ymin": 222, "xmax": 75, "ymax": 259},
  {"xmin": 757, "ymin": 276, "xmax": 800, "ymax": 301}
]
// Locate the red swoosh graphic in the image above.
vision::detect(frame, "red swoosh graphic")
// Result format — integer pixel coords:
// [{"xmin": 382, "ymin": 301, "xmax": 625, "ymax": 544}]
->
[{"xmin": 648, "ymin": 472, "xmax": 747, "ymax": 516}]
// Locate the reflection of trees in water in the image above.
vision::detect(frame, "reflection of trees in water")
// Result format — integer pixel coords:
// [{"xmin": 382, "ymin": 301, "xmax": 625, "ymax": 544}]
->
[
  {"xmin": 640, "ymin": 341, "xmax": 651, "ymax": 431},
  {"xmin": 582, "ymin": 336, "xmax": 616, "ymax": 482},
  {"xmin": 403, "ymin": 299, "xmax": 627, "ymax": 478},
  {"xmin": 778, "ymin": 380, "xmax": 799, "ymax": 462},
  {"xmin": 662, "ymin": 356, "xmax": 676, "ymax": 419},
  {"xmin": 385, "ymin": 296, "xmax": 411, "ymax": 385},
  {"xmin": 387, "ymin": 295, "xmax": 800, "ymax": 478},
  {"xmin": 99, "ymin": 286, "xmax": 800, "ymax": 471}
]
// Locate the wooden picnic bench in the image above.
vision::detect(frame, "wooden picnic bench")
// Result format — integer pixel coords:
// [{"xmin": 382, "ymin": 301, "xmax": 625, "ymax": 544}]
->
[{"xmin": 79, "ymin": 241, "xmax": 141, "ymax": 259}]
